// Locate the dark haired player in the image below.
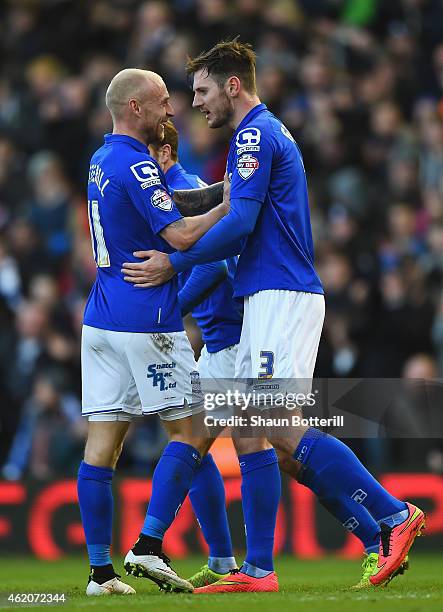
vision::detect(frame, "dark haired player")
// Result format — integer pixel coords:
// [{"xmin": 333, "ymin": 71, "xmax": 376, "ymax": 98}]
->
[
  {"xmin": 123, "ymin": 43, "xmax": 425, "ymax": 593},
  {"xmin": 149, "ymin": 121, "xmax": 421, "ymax": 591}
]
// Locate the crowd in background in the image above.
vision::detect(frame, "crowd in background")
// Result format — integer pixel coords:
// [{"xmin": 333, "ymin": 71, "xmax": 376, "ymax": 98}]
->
[{"xmin": 1, "ymin": 0, "xmax": 443, "ymax": 479}]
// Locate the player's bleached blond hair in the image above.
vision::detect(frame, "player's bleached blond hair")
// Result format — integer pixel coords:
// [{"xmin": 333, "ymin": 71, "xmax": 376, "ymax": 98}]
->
[
  {"xmin": 105, "ymin": 68, "xmax": 164, "ymax": 120},
  {"xmin": 186, "ymin": 39, "xmax": 257, "ymax": 94}
]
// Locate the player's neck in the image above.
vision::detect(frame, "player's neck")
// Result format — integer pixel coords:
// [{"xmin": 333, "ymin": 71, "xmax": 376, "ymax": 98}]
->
[
  {"xmin": 230, "ymin": 95, "xmax": 262, "ymax": 130},
  {"xmin": 112, "ymin": 124, "xmax": 148, "ymax": 148},
  {"xmin": 162, "ymin": 159, "xmax": 176, "ymax": 174}
]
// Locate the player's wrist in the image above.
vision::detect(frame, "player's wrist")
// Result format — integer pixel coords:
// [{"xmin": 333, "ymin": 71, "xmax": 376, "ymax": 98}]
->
[
  {"xmin": 169, "ymin": 251, "xmax": 188, "ymax": 273},
  {"xmin": 218, "ymin": 201, "xmax": 230, "ymax": 217}
]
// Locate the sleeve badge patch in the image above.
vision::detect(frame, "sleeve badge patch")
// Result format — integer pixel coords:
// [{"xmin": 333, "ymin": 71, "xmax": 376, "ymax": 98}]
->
[
  {"xmin": 237, "ymin": 154, "xmax": 259, "ymax": 180},
  {"xmin": 151, "ymin": 189, "xmax": 173, "ymax": 211}
]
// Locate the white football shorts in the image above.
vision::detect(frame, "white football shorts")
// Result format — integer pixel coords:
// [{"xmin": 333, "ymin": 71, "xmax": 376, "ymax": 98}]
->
[
  {"xmin": 198, "ymin": 343, "xmax": 238, "ymax": 379},
  {"xmin": 81, "ymin": 325, "xmax": 203, "ymax": 421},
  {"xmin": 235, "ymin": 289, "xmax": 325, "ymax": 396},
  {"xmin": 197, "ymin": 343, "xmax": 239, "ymax": 423}
]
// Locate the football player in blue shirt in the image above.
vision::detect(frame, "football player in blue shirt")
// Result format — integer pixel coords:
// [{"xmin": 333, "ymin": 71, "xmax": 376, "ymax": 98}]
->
[
  {"xmin": 148, "ymin": 122, "xmax": 242, "ymax": 363},
  {"xmin": 79, "ymin": 68, "xmax": 230, "ymax": 597},
  {"xmin": 123, "ymin": 42, "xmax": 424, "ymax": 592},
  {"xmin": 149, "ymin": 122, "xmax": 241, "ymax": 583},
  {"xmin": 149, "ymin": 121, "xmax": 419, "ymax": 590}
]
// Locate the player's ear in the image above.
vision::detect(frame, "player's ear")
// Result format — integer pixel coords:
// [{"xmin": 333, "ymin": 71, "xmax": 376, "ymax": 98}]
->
[
  {"xmin": 160, "ymin": 144, "xmax": 172, "ymax": 163},
  {"xmin": 226, "ymin": 76, "xmax": 241, "ymax": 98},
  {"xmin": 129, "ymin": 98, "xmax": 141, "ymax": 116}
]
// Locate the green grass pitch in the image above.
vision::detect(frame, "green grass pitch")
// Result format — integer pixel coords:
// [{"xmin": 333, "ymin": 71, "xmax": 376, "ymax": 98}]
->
[{"xmin": 0, "ymin": 555, "xmax": 442, "ymax": 611}]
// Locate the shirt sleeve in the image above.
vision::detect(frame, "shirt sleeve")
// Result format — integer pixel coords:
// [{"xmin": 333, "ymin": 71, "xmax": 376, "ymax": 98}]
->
[
  {"xmin": 178, "ymin": 261, "xmax": 227, "ymax": 316},
  {"xmin": 230, "ymin": 126, "xmax": 274, "ymax": 203},
  {"xmin": 169, "ymin": 197, "xmax": 262, "ymax": 273},
  {"xmin": 121, "ymin": 155, "xmax": 182, "ymax": 235}
]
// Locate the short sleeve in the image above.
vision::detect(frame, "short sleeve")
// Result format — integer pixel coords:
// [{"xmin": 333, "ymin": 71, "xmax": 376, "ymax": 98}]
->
[
  {"xmin": 121, "ymin": 155, "xmax": 182, "ymax": 235},
  {"xmin": 230, "ymin": 126, "xmax": 274, "ymax": 203}
]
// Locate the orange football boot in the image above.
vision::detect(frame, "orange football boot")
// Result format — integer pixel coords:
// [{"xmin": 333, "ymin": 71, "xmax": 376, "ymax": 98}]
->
[
  {"xmin": 193, "ymin": 569, "xmax": 278, "ymax": 594},
  {"xmin": 370, "ymin": 502, "xmax": 426, "ymax": 586}
]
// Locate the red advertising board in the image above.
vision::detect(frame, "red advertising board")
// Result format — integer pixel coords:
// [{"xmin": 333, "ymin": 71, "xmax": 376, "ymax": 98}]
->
[{"xmin": 0, "ymin": 474, "xmax": 442, "ymax": 559}]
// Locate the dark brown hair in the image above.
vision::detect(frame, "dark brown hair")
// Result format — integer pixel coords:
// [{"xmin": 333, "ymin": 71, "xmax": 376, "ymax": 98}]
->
[
  {"xmin": 186, "ymin": 39, "xmax": 257, "ymax": 94},
  {"xmin": 151, "ymin": 120, "xmax": 179, "ymax": 161}
]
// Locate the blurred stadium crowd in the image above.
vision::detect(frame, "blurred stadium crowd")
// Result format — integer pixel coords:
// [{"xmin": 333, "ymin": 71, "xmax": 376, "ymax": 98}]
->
[{"xmin": 1, "ymin": 0, "xmax": 443, "ymax": 480}]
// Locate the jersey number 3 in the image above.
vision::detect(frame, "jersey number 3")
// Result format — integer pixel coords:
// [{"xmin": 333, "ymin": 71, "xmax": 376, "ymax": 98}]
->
[
  {"xmin": 88, "ymin": 200, "xmax": 110, "ymax": 267},
  {"xmin": 258, "ymin": 350, "xmax": 274, "ymax": 379}
]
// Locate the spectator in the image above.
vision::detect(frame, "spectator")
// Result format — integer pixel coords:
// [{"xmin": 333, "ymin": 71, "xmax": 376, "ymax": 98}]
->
[
  {"xmin": 1, "ymin": 368, "xmax": 85, "ymax": 481},
  {"xmin": 1, "ymin": 0, "xmax": 443, "ymax": 473}
]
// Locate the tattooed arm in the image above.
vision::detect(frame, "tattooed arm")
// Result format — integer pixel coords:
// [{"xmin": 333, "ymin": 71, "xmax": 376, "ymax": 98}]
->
[
  {"xmin": 172, "ymin": 181, "xmax": 224, "ymax": 216},
  {"xmin": 159, "ymin": 198, "xmax": 228, "ymax": 250}
]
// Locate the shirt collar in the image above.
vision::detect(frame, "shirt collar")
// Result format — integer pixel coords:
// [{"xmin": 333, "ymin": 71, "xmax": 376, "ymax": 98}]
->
[
  {"xmin": 104, "ymin": 133, "xmax": 149, "ymax": 153},
  {"xmin": 235, "ymin": 103, "xmax": 267, "ymax": 134},
  {"xmin": 165, "ymin": 162, "xmax": 183, "ymax": 182}
]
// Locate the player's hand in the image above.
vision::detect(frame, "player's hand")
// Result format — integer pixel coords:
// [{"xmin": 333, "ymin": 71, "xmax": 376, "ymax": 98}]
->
[{"xmin": 122, "ymin": 250, "xmax": 175, "ymax": 287}]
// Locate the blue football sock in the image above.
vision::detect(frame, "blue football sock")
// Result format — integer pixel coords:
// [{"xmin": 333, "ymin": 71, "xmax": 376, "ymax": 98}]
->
[
  {"xmin": 320, "ymin": 495, "xmax": 380, "ymax": 553},
  {"xmin": 241, "ymin": 561, "xmax": 271, "ymax": 578},
  {"xmin": 294, "ymin": 429, "xmax": 407, "ymax": 528},
  {"xmin": 142, "ymin": 441, "xmax": 201, "ymax": 540},
  {"xmin": 208, "ymin": 556, "xmax": 237, "ymax": 574},
  {"xmin": 377, "ymin": 508, "xmax": 409, "ymax": 528},
  {"xmin": 239, "ymin": 448, "xmax": 281, "ymax": 574},
  {"xmin": 77, "ymin": 461, "xmax": 114, "ymax": 567},
  {"xmin": 189, "ymin": 453, "xmax": 236, "ymax": 572}
]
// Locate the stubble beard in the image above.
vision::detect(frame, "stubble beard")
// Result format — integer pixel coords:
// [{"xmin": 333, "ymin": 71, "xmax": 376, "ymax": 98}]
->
[
  {"xmin": 209, "ymin": 92, "xmax": 234, "ymax": 129},
  {"xmin": 144, "ymin": 121, "xmax": 163, "ymax": 147}
]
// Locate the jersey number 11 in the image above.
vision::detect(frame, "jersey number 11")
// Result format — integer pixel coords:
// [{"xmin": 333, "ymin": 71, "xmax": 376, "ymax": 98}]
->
[{"xmin": 87, "ymin": 200, "xmax": 110, "ymax": 267}]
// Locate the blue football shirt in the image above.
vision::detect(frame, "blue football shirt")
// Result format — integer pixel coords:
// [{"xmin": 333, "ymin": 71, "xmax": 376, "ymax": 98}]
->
[
  {"xmin": 165, "ymin": 162, "xmax": 207, "ymax": 190},
  {"xmin": 226, "ymin": 103, "xmax": 324, "ymax": 298},
  {"xmin": 165, "ymin": 163, "xmax": 242, "ymax": 353},
  {"xmin": 83, "ymin": 133, "xmax": 184, "ymax": 333}
]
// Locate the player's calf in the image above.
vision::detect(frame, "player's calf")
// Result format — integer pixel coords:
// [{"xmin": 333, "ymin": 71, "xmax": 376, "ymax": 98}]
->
[{"xmin": 123, "ymin": 437, "xmax": 206, "ymax": 593}]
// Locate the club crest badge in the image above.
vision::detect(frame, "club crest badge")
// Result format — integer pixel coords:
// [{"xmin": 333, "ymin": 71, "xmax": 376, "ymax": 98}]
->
[{"xmin": 237, "ymin": 154, "xmax": 259, "ymax": 180}]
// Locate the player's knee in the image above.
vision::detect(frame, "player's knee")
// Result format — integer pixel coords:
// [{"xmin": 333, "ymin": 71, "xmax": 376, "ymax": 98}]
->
[
  {"xmin": 268, "ymin": 426, "xmax": 307, "ymax": 456},
  {"xmin": 233, "ymin": 437, "xmax": 270, "ymax": 456},
  {"xmin": 84, "ymin": 420, "xmax": 129, "ymax": 468},
  {"xmin": 167, "ymin": 433, "xmax": 210, "ymax": 456},
  {"xmin": 162, "ymin": 414, "xmax": 211, "ymax": 455},
  {"xmin": 277, "ymin": 450, "xmax": 303, "ymax": 481},
  {"xmin": 84, "ymin": 439, "xmax": 120, "ymax": 469},
  {"xmin": 111, "ymin": 441, "xmax": 124, "ymax": 468}
]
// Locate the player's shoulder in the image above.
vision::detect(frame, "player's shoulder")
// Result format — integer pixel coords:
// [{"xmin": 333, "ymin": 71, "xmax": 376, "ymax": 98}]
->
[
  {"xmin": 261, "ymin": 110, "xmax": 296, "ymax": 143},
  {"xmin": 183, "ymin": 173, "xmax": 208, "ymax": 189},
  {"xmin": 260, "ymin": 111, "xmax": 301, "ymax": 156},
  {"xmin": 89, "ymin": 142, "xmax": 108, "ymax": 167},
  {"xmin": 167, "ymin": 163, "xmax": 207, "ymax": 190},
  {"xmin": 234, "ymin": 110, "xmax": 282, "ymax": 155},
  {"xmin": 120, "ymin": 149, "xmax": 165, "ymax": 191},
  {"xmin": 171, "ymin": 174, "xmax": 200, "ymax": 190}
]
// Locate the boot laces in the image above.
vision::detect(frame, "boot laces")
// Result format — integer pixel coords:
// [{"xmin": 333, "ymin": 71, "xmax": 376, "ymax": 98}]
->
[{"xmin": 380, "ymin": 523, "xmax": 393, "ymax": 557}]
